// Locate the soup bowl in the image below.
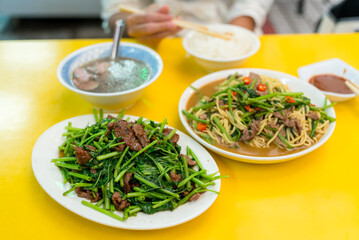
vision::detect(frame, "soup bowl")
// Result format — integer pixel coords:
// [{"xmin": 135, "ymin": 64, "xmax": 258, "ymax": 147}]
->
[
  {"xmin": 57, "ymin": 42, "xmax": 163, "ymax": 111},
  {"xmin": 178, "ymin": 68, "xmax": 336, "ymax": 164}
]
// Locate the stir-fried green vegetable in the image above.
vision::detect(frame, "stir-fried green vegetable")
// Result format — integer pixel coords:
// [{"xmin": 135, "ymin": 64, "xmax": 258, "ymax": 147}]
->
[{"xmin": 53, "ymin": 110, "xmax": 227, "ymax": 221}]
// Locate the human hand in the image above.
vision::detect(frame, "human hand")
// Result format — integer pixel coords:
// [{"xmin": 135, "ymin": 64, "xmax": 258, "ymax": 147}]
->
[
  {"xmin": 126, "ymin": 5, "xmax": 182, "ymax": 46},
  {"xmin": 230, "ymin": 16, "xmax": 256, "ymax": 31}
]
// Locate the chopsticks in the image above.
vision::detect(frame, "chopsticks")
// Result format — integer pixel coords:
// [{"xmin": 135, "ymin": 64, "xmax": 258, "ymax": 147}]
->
[
  {"xmin": 345, "ymin": 80, "xmax": 359, "ymax": 95},
  {"xmin": 119, "ymin": 5, "xmax": 232, "ymax": 40}
]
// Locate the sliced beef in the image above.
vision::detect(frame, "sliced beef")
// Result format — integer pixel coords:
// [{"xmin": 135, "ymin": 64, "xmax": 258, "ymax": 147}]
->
[
  {"xmin": 273, "ymin": 127, "xmax": 287, "ymax": 148},
  {"xmin": 240, "ymin": 119, "xmax": 261, "ymax": 141},
  {"xmin": 124, "ymin": 172, "xmax": 133, "ymax": 194},
  {"xmin": 218, "ymin": 100, "xmax": 225, "ymax": 107},
  {"xmin": 75, "ymin": 187, "xmax": 101, "ymax": 203},
  {"xmin": 180, "ymin": 154, "xmax": 197, "ymax": 166},
  {"xmin": 267, "ymin": 120, "xmax": 279, "ymax": 130},
  {"xmin": 255, "ymin": 89, "xmax": 268, "ymax": 96},
  {"xmin": 74, "ymin": 68, "xmax": 93, "ymax": 82},
  {"xmin": 95, "ymin": 61, "xmax": 111, "ymax": 75},
  {"xmin": 273, "ymin": 108, "xmax": 294, "ymax": 121},
  {"xmin": 73, "ymin": 146, "xmax": 92, "ymax": 164},
  {"xmin": 162, "ymin": 128, "xmax": 180, "ymax": 144},
  {"xmin": 114, "ymin": 120, "xmax": 142, "ymax": 151},
  {"xmin": 249, "ymin": 72, "xmax": 262, "ymax": 87},
  {"xmin": 73, "ymin": 78, "xmax": 99, "ymax": 91},
  {"xmin": 189, "ymin": 193, "xmax": 201, "ymax": 202},
  {"xmin": 199, "ymin": 113, "xmax": 208, "ymax": 120},
  {"xmin": 106, "ymin": 114, "xmax": 117, "ymax": 120},
  {"xmin": 84, "ymin": 145, "xmax": 97, "ymax": 151},
  {"xmin": 112, "ymin": 192, "xmax": 129, "ymax": 211},
  {"xmin": 132, "ymin": 124, "xmax": 149, "ymax": 148},
  {"xmin": 170, "ymin": 171, "xmax": 182, "ymax": 182},
  {"xmin": 113, "ymin": 143, "xmax": 125, "ymax": 152},
  {"xmin": 306, "ymin": 111, "xmax": 320, "ymax": 120},
  {"xmin": 283, "ymin": 118, "xmax": 302, "ymax": 134},
  {"xmin": 105, "ymin": 121, "xmax": 117, "ymax": 136}
]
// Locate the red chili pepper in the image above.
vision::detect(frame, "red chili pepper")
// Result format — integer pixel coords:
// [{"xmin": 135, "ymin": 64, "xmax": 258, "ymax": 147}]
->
[
  {"xmin": 197, "ymin": 123, "xmax": 207, "ymax": 132},
  {"xmin": 244, "ymin": 105, "xmax": 254, "ymax": 112},
  {"xmin": 243, "ymin": 77, "xmax": 251, "ymax": 85},
  {"xmin": 285, "ymin": 96, "xmax": 296, "ymax": 103},
  {"xmin": 254, "ymin": 107, "xmax": 262, "ymax": 111},
  {"xmin": 232, "ymin": 91, "xmax": 237, "ymax": 97},
  {"xmin": 257, "ymin": 83, "xmax": 267, "ymax": 92},
  {"xmin": 310, "ymin": 104, "xmax": 316, "ymax": 106}
]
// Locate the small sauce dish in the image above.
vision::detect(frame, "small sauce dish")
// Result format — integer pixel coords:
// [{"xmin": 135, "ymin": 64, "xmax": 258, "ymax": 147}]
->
[{"xmin": 298, "ymin": 58, "xmax": 359, "ymax": 102}]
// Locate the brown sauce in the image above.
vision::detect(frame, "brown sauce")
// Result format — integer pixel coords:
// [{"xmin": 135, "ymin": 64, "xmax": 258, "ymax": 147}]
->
[
  {"xmin": 309, "ymin": 74, "xmax": 353, "ymax": 94},
  {"xmin": 186, "ymin": 79, "xmax": 307, "ymax": 157}
]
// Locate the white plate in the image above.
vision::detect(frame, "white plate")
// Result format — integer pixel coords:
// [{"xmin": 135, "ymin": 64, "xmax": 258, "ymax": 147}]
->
[
  {"xmin": 32, "ymin": 114, "xmax": 220, "ymax": 230},
  {"xmin": 178, "ymin": 68, "xmax": 336, "ymax": 164},
  {"xmin": 298, "ymin": 58, "xmax": 359, "ymax": 102}
]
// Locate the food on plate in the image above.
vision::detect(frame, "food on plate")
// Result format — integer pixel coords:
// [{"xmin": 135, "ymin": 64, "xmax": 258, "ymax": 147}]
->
[
  {"xmin": 309, "ymin": 74, "xmax": 353, "ymax": 94},
  {"xmin": 183, "ymin": 72, "xmax": 336, "ymax": 157},
  {"xmin": 186, "ymin": 26, "xmax": 253, "ymax": 60},
  {"xmin": 72, "ymin": 57, "xmax": 150, "ymax": 93},
  {"xmin": 52, "ymin": 110, "xmax": 224, "ymax": 221}
]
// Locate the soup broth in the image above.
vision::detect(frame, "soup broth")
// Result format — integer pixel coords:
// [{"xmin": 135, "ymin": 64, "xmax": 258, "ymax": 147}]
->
[{"xmin": 72, "ymin": 57, "xmax": 150, "ymax": 93}]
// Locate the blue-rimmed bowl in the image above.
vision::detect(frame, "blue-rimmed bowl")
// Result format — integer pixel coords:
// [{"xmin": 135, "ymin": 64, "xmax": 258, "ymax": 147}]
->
[{"xmin": 57, "ymin": 42, "xmax": 163, "ymax": 110}]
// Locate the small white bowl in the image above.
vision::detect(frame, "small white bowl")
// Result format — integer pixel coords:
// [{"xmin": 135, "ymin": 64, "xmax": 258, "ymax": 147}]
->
[
  {"xmin": 57, "ymin": 42, "xmax": 163, "ymax": 111},
  {"xmin": 182, "ymin": 24, "xmax": 260, "ymax": 72},
  {"xmin": 178, "ymin": 68, "xmax": 336, "ymax": 164},
  {"xmin": 298, "ymin": 58, "xmax": 359, "ymax": 102}
]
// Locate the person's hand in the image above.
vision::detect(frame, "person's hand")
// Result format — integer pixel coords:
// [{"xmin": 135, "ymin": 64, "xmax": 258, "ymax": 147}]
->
[
  {"xmin": 230, "ymin": 16, "xmax": 256, "ymax": 31},
  {"xmin": 126, "ymin": 5, "xmax": 182, "ymax": 46}
]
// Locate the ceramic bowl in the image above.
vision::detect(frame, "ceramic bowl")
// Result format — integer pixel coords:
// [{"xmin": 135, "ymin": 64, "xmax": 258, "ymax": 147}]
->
[
  {"xmin": 57, "ymin": 42, "xmax": 163, "ymax": 111},
  {"xmin": 182, "ymin": 24, "xmax": 260, "ymax": 72},
  {"xmin": 298, "ymin": 58, "xmax": 359, "ymax": 102}
]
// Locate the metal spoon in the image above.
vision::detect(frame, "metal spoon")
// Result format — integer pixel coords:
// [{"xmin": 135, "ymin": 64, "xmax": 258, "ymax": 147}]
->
[
  {"xmin": 109, "ymin": 19, "xmax": 125, "ymax": 78},
  {"xmin": 110, "ymin": 19, "xmax": 125, "ymax": 61}
]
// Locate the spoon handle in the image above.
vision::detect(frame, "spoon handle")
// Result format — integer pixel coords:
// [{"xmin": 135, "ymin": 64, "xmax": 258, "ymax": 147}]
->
[{"xmin": 110, "ymin": 19, "xmax": 125, "ymax": 61}]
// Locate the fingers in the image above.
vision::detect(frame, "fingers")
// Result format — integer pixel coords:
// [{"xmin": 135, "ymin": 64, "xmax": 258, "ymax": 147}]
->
[
  {"xmin": 128, "ymin": 21, "xmax": 177, "ymax": 37},
  {"xmin": 127, "ymin": 12, "xmax": 172, "ymax": 25},
  {"xmin": 138, "ymin": 27, "xmax": 181, "ymax": 41},
  {"xmin": 157, "ymin": 5, "xmax": 170, "ymax": 14}
]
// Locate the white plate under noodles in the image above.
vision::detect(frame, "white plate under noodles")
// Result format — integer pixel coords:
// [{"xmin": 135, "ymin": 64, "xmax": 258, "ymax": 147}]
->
[{"xmin": 178, "ymin": 68, "xmax": 336, "ymax": 164}]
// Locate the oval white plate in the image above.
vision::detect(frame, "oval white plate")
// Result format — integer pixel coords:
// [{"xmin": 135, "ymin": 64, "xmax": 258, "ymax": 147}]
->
[
  {"xmin": 32, "ymin": 114, "xmax": 220, "ymax": 230},
  {"xmin": 178, "ymin": 68, "xmax": 336, "ymax": 164}
]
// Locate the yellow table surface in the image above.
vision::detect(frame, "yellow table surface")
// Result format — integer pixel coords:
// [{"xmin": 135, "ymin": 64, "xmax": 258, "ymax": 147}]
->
[{"xmin": 1, "ymin": 34, "xmax": 359, "ymax": 240}]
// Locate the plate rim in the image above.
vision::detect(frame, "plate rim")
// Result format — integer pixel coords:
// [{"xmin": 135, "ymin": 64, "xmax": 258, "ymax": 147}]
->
[
  {"xmin": 178, "ymin": 68, "xmax": 336, "ymax": 163},
  {"xmin": 31, "ymin": 114, "xmax": 221, "ymax": 230}
]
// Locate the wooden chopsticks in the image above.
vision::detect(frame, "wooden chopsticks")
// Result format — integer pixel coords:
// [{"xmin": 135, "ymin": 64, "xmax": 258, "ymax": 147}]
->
[
  {"xmin": 345, "ymin": 80, "xmax": 359, "ymax": 95},
  {"xmin": 119, "ymin": 5, "xmax": 232, "ymax": 40}
]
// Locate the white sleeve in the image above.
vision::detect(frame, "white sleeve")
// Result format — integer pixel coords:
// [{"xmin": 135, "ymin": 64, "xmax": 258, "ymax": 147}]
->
[
  {"xmin": 226, "ymin": 0, "xmax": 273, "ymax": 28},
  {"xmin": 101, "ymin": 0, "xmax": 142, "ymax": 33}
]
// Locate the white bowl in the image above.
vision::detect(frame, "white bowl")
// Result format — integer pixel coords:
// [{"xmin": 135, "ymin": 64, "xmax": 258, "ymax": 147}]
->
[
  {"xmin": 57, "ymin": 42, "xmax": 163, "ymax": 111},
  {"xmin": 182, "ymin": 24, "xmax": 260, "ymax": 72},
  {"xmin": 178, "ymin": 68, "xmax": 336, "ymax": 164},
  {"xmin": 298, "ymin": 58, "xmax": 359, "ymax": 102}
]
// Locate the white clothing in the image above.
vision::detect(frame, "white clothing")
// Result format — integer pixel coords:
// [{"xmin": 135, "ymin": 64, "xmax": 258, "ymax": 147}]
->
[{"xmin": 101, "ymin": 0, "xmax": 273, "ymax": 34}]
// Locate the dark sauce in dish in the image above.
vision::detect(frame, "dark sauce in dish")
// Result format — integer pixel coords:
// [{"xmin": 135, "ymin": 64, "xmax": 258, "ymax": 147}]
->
[{"xmin": 309, "ymin": 74, "xmax": 353, "ymax": 94}]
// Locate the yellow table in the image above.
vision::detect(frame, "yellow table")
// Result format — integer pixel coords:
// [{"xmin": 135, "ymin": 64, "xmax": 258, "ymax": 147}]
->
[{"xmin": 1, "ymin": 34, "xmax": 359, "ymax": 240}]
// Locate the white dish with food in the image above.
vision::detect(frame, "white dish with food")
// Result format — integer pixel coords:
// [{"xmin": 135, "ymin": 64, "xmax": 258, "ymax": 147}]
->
[
  {"xmin": 32, "ymin": 114, "xmax": 221, "ymax": 230},
  {"xmin": 178, "ymin": 68, "xmax": 336, "ymax": 164},
  {"xmin": 57, "ymin": 42, "xmax": 163, "ymax": 111},
  {"xmin": 298, "ymin": 58, "xmax": 359, "ymax": 102},
  {"xmin": 182, "ymin": 24, "xmax": 260, "ymax": 72}
]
